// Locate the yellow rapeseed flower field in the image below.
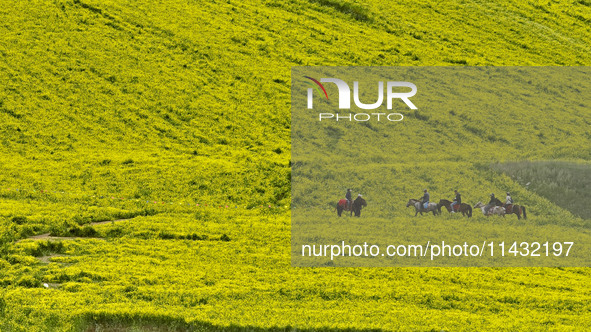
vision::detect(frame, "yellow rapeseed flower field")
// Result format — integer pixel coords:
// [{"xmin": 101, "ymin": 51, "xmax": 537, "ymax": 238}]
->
[{"xmin": 0, "ymin": 0, "xmax": 590, "ymax": 330}]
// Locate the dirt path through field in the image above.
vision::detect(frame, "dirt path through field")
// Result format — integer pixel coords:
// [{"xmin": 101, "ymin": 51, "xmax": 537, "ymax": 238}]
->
[{"xmin": 21, "ymin": 218, "xmax": 133, "ymax": 242}]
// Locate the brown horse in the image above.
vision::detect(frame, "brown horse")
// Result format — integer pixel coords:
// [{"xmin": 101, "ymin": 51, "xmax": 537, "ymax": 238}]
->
[
  {"xmin": 335, "ymin": 199, "xmax": 351, "ymax": 216},
  {"xmin": 502, "ymin": 204, "xmax": 527, "ymax": 220},
  {"xmin": 351, "ymin": 196, "xmax": 367, "ymax": 217},
  {"xmin": 438, "ymin": 199, "xmax": 472, "ymax": 217},
  {"xmin": 492, "ymin": 197, "xmax": 527, "ymax": 220}
]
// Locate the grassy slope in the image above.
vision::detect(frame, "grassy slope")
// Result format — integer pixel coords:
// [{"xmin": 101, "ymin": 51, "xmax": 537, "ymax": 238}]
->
[
  {"xmin": 492, "ymin": 161, "xmax": 591, "ymax": 219},
  {"xmin": 0, "ymin": 0, "xmax": 591, "ymax": 330}
]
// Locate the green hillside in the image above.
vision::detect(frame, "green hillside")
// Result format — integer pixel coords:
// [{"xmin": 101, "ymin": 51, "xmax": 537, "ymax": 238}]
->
[
  {"xmin": 1, "ymin": 0, "xmax": 591, "ymax": 330},
  {"xmin": 492, "ymin": 161, "xmax": 591, "ymax": 219}
]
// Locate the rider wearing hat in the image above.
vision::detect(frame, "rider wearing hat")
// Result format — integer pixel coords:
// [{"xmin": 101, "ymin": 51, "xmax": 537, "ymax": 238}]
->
[
  {"xmin": 505, "ymin": 192, "xmax": 513, "ymax": 205},
  {"xmin": 421, "ymin": 189, "xmax": 430, "ymax": 210},
  {"xmin": 345, "ymin": 189, "xmax": 352, "ymax": 209},
  {"xmin": 484, "ymin": 193, "xmax": 496, "ymax": 215},
  {"xmin": 450, "ymin": 189, "xmax": 461, "ymax": 213},
  {"xmin": 504, "ymin": 192, "xmax": 514, "ymax": 213}
]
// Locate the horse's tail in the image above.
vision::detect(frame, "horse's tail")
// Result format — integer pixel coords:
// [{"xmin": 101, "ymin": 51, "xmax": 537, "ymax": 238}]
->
[
  {"xmin": 467, "ymin": 205, "xmax": 472, "ymax": 218},
  {"xmin": 522, "ymin": 206, "xmax": 527, "ymax": 219}
]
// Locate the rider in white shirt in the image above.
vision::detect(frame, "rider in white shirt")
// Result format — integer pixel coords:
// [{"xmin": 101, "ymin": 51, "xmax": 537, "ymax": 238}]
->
[{"xmin": 505, "ymin": 192, "xmax": 513, "ymax": 205}]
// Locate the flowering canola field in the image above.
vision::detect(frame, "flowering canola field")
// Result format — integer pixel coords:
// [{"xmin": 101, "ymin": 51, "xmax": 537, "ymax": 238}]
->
[{"xmin": 1, "ymin": 0, "xmax": 591, "ymax": 330}]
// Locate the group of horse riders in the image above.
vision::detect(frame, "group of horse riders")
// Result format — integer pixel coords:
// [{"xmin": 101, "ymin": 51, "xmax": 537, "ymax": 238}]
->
[
  {"xmin": 420, "ymin": 189, "xmax": 515, "ymax": 215},
  {"xmin": 340, "ymin": 188, "xmax": 523, "ymax": 218}
]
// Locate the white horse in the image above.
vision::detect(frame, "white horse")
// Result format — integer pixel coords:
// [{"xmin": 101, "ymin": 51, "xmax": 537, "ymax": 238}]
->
[
  {"xmin": 406, "ymin": 198, "xmax": 440, "ymax": 216},
  {"xmin": 474, "ymin": 202, "xmax": 506, "ymax": 217}
]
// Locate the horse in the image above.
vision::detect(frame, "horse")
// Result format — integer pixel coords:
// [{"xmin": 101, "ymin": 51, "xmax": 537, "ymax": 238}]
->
[
  {"xmin": 335, "ymin": 199, "xmax": 352, "ymax": 217},
  {"xmin": 501, "ymin": 203, "xmax": 527, "ymax": 220},
  {"xmin": 406, "ymin": 198, "xmax": 440, "ymax": 216},
  {"xmin": 474, "ymin": 202, "xmax": 505, "ymax": 217},
  {"xmin": 351, "ymin": 196, "xmax": 367, "ymax": 217},
  {"xmin": 438, "ymin": 199, "xmax": 472, "ymax": 217},
  {"xmin": 490, "ymin": 198, "xmax": 527, "ymax": 220}
]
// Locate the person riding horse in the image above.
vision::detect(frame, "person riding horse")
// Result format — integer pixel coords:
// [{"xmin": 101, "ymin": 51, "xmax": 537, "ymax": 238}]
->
[
  {"xmin": 421, "ymin": 189, "xmax": 430, "ymax": 210},
  {"xmin": 345, "ymin": 188, "xmax": 352, "ymax": 210},
  {"xmin": 504, "ymin": 192, "xmax": 514, "ymax": 213},
  {"xmin": 484, "ymin": 193, "xmax": 496, "ymax": 215},
  {"xmin": 450, "ymin": 190, "xmax": 461, "ymax": 213},
  {"xmin": 505, "ymin": 192, "xmax": 513, "ymax": 205},
  {"xmin": 501, "ymin": 192, "xmax": 527, "ymax": 219},
  {"xmin": 438, "ymin": 197, "xmax": 472, "ymax": 217}
]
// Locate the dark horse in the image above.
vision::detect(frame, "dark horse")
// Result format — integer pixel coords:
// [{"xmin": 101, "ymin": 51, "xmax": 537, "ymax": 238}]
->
[
  {"xmin": 492, "ymin": 197, "xmax": 527, "ymax": 220},
  {"xmin": 438, "ymin": 199, "xmax": 472, "ymax": 217},
  {"xmin": 336, "ymin": 197, "xmax": 367, "ymax": 217},
  {"xmin": 336, "ymin": 199, "xmax": 352, "ymax": 216}
]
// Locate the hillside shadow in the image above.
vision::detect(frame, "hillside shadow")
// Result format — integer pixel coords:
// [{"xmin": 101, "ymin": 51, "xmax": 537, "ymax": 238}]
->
[
  {"xmin": 79, "ymin": 314, "xmax": 385, "ymax": 332},
  {"xmin": 492, "ymin": 161, "xmax": 591, "ymax": 219}
]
